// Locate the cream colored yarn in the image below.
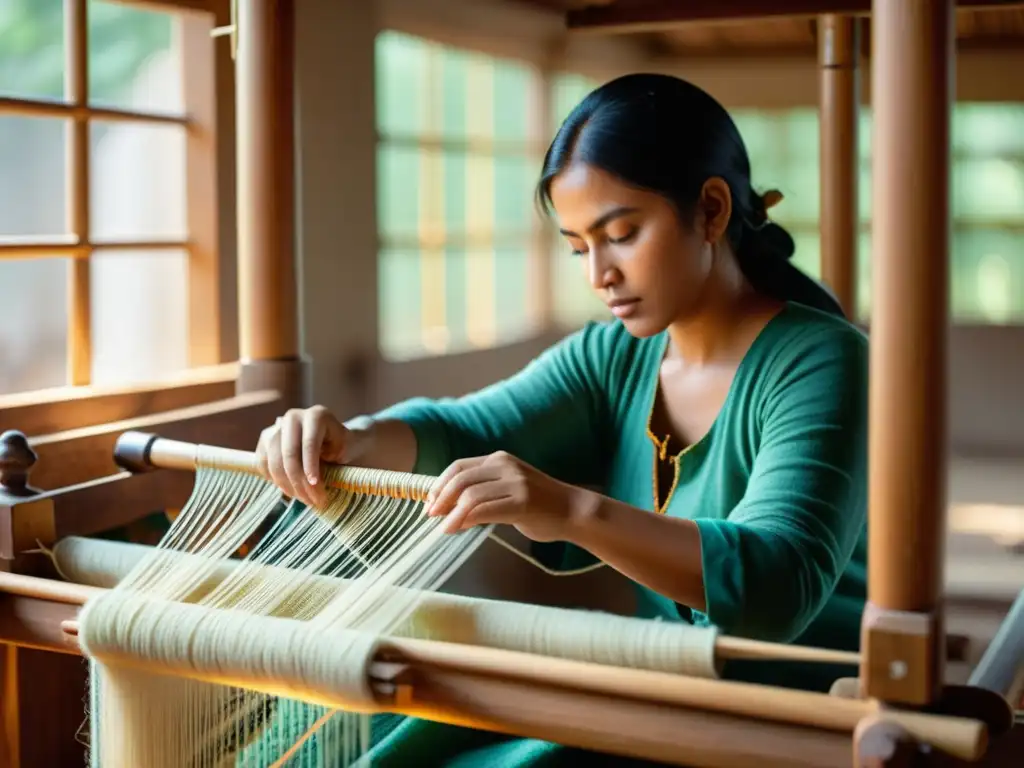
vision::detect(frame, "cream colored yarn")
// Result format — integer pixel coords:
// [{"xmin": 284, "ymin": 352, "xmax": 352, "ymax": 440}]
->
[{"xmin": 72, "ymin": 456, "xmax": 719, "ymax": 767}]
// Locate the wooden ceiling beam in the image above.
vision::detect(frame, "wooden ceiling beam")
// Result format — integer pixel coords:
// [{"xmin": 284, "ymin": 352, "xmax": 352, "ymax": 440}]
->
[{"xmin": 566, "ymin": 0, "xmax": 1024, "ymax": 35}]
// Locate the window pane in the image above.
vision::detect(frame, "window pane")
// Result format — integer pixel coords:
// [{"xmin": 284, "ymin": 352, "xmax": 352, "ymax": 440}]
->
[
  {"xmin": 790, "ymin": 230, "xmax": 821, "ymax": 280},
  {"xmin": 377, "ymin": 144, "xmax": 421, "ymax": 242},
  {"xmin": 857, "ymin": 229, "xmax": 872, "ymax": 321},
  {"xmin": 87, "ymin": 0, "xmax": 182, "ymax": 115},
  {"xmin": 0, "ymin": 0, "xmax": 64, "ymax": 101},
  {"xmin": 953, "ymin": 104, "xmax": 1024, "ymax": 157},
  {"xmin": 782, "ymin": 110, "xmax": 819, "ymax": 161},
  {"xmin": 0, "ymin": 115, "xmax": 67, "ymax": 237},
  {"xmin": 551, "ymin": 74, "xmax": 596, "ymax": 137},
  {"xmin": 0, "ymin": 257, "xmax": 68, "ymax": 394},
  {"xmin": 494, "ymin": 246, "xmax": 531, "ymax": 340},
  {"xmin": 379, "ymin": 248, "xmax": 423, "ymax": 360},
  {"xmin": 375, "ymin": 31, "xmax": 428, "ymax": 138},
  {"xmin": 952, "ymin": 159, "xmax": 1024, "ymax": 221},
  {"xmin": 90, "ymin": 248, "xmax": 188, "ymax": 384},
  {"xmin": 951, "ymin": 229, "xmax": 1024, "ymax": 324},
  {"xmin": 492, "ymin": 60, "xmax": 531, "ymax": 143},
  {"xmin": 90, "ymin": 120, "xmax": 186, "ymax": 241},
  {"xmin": 493, "ymin": 154, "xmax": 535, "ymax": 232},
  {"xmin": 440, "ymin": 46, "xmax": 469, "ymax": 141}
]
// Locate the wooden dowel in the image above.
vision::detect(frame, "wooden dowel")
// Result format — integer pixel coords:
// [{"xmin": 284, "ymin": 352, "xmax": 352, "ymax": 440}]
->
[
  {"xmin": 114, "ymin": 432, "xmax": 437, "ymax": 502},
  {"xmin": 0, "ymin": 572, "xmax": 986, "ymax": 761},
  {"xmin": 818, "ymin": 13, "xmax": 860, "ymax": 316},
  {"xmin": 0, "ymin": 569, "xmax": 857, "ymax": 668},
  {"xmin": 49, "ymin": 614, "xmax": 984, "ymax": 761}
]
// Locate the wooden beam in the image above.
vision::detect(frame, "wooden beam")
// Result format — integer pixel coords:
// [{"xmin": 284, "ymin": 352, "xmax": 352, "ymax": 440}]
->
[
  {"xmin": 862, "ymin": 0, "xmax": 954, "ymax": 707},
  {"xmin": 103, "ymin": 0, "xmax": 212, "ymax": 13},
  {"xmin": 24, "ymin": 391, "xmax": 283, "ymax": 489},
  {"xmin": 565, "ymin": 0, "xmax": 1024, "ymax": 34},
  {"xmin": 0, "ymin": 365, "xmax": 238, "ymax": 439}
]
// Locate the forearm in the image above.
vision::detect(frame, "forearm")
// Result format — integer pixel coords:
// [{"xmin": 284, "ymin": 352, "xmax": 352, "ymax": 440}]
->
[
  {"xmin": 566, "ymin": 490, "xmax": 708, "ymax": 613},
  {"xmin": 343, "ymin": 416, "xmax": 419, "ymax": 473}
]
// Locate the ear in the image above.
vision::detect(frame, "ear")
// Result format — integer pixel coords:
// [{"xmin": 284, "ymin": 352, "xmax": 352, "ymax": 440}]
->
[{"xmin": 698, "ymin": 178, "xmax": 733, "ymax": 244}]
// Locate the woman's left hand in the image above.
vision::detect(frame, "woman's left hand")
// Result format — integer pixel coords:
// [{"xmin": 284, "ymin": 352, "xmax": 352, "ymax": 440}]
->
[{"xmin": 422, "ymin": 451, "xmax": 588, "ymax": 542}]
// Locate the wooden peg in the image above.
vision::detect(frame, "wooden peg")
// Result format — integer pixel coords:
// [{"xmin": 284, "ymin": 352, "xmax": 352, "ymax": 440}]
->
[{"xmin": 0, "ymin": 431, "xmax": 39, "ymax": 498}]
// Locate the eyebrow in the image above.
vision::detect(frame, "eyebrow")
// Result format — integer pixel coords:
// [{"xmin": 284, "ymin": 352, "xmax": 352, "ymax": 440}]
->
[{"xmin": 559, "ymin": 206, "xmax": 639, "ymax": 237}]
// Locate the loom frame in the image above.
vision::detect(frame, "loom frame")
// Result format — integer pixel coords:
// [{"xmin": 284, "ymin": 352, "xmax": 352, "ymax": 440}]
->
[{"xmin": 2, "ymin": 0, "xmax": 1024, "ymax": 765}]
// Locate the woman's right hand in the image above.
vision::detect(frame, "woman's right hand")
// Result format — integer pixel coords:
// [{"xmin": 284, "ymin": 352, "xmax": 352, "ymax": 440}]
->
[{"xmin": 255, "ymin": 405, "xmax": 357, "ymax": 508}]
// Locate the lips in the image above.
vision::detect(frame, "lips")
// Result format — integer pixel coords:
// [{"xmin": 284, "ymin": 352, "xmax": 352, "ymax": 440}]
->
[{"xmin": 606, "ymin": 298, "xmax": 640, "ymax": 318}]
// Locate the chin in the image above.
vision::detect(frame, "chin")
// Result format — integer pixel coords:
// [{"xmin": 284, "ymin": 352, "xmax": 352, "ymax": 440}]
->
[{"xmin": 618, "ymin": 315, "xmax": 668, "ymax": 339}]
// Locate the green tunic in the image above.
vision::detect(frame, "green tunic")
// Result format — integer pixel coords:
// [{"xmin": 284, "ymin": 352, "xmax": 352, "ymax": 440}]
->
[{"xmin": 246, "ymin": 301, "xmax": 871, "ymax": 766}]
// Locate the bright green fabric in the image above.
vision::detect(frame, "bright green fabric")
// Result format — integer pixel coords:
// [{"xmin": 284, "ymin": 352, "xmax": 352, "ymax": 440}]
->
[{"xmin": 237, "ymin": 301, "xmax": 870, "ymax": 766}]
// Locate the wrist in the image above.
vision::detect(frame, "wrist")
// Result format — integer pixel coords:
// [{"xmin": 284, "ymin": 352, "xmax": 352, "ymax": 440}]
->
[{"xmin": 562, "ymin": 485, "xmax": 605, "ymax": 544}]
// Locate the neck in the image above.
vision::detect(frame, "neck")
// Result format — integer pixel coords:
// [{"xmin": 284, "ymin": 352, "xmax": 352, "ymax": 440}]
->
[{"xmin": 665, "ymin": 261, "xmax": 769, "ymax": 366}]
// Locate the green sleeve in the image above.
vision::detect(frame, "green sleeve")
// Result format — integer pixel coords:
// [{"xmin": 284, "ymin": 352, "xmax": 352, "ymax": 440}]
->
[
  {"xmin": 693, "ymin": 327, "xmax": 869, "ymax": 643},
  {"xmin": 375, "ymin": 322, "xmax": 617, "ymax": 486}
]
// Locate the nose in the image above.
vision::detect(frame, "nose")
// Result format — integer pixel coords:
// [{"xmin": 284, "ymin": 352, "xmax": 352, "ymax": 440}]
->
[{"xmin": 587, "ymin": 248, "xmax": 620, "ymax": 292}]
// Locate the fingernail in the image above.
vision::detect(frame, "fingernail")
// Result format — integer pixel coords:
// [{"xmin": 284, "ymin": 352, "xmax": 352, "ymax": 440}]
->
[{"xmin": 308, "ymin": 475, "xmax": 318, "ymax": 486}]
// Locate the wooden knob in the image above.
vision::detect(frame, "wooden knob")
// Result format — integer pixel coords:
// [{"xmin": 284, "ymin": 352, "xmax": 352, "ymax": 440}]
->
[{"xmin": 0, "ymin": 430, "xmax": 38, "ymax": 497}]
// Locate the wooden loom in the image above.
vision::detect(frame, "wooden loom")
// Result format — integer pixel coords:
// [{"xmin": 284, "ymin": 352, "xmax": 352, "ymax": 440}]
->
[{"xmin": 1, "ymin": 0, "xmax": 1023, "ymax": 766}]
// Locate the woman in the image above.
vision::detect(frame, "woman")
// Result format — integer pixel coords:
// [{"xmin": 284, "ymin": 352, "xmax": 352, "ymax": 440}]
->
[{"xmin": 254, "ymin": 73, "xmax": 869, "ymax": 766}]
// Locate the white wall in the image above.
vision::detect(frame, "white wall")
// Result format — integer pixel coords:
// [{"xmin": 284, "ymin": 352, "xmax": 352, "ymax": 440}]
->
[{"xmin": 293, "ymin": 0, "xmax": 1024, "ymax": 457}]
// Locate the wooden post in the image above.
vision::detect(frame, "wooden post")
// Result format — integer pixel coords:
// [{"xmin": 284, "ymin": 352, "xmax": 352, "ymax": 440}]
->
[
  {"xmin": 234, "ymin": 0, "xmax": 309, "ymax": 408},
  {"xmin": 0, "ymin": 431, "xmax": 87, "ymax": 768},
  {"xmin": 862, "ymin": 0, "xmax": 954, "ymax": 706},
  {"xmin": 818, "ymin": 14, "xmax": 859, "ymax": 317}
]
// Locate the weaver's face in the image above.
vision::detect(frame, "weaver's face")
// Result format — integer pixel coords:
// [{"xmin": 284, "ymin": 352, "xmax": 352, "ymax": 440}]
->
[{"xmin": 548, "ymin": 162, "xmax": 711, "ymax": 337}]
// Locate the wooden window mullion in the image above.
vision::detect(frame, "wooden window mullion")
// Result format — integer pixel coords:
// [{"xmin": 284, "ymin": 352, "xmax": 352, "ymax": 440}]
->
[
  {"xmin": 529, "ymin": 67, "xmax": 553, "ymax": 331},
  {"xmin": 65, "ymin": 0, "xmax": 92, "ymax": 387}
]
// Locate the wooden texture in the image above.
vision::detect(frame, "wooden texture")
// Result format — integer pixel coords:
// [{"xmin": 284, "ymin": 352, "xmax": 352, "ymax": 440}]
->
[
  {"xmin": 563, "ymin": 0, "xmax": 1024, "ymax": 34},
  {"xmin": 236, "ymin": 0, "xmax": 300, "ymax": 361},
  {"xmin": 0, "ymin": 365, "xmax": 239, "ymax": 436},
  {"xmin": 0, "ymin": 95, "xmax": 189, "ymax": 125},
  {"xmin": 0, "ymin": 573, "xmax": 991, "ymax": 762},
  {"xmin": 818, "ymin": 14, "xmax": 860, "ymax": 316},
  {"xmin": 863, "ymin": 0, "xmax": 955, "ymax": 706},
  {"xmin": 66, "ymin": 0, "xmax": 91, "ymax": 388},
  {"xmin": 183, "ymin": 10, "xmax": 224, "ymax": 367},
  {"xmin": 24, "ymin": 391, "xmax": 283, "ymax": 490}
]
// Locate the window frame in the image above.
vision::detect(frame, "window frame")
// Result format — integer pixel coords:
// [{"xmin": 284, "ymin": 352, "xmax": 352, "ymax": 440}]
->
[
  {"xmin": 374, "ymin": 27, "xmax": 555, "ymax": 362},
  {"xmin": 0, "ymin": 0, "xmax": 236, "ymax": 406}
]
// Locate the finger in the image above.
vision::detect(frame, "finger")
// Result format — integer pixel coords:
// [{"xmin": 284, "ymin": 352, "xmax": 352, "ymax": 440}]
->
[
  {"xmin": 424, "ymin": 457, "xmax": 482, "ymax": 511},
  {"xmin": 280, "ymin": 410, "xmax": 316, "ymax": 507},
  {"xmin": 255, "ymin": 425, "xmax": 275, "ymax": 479},
  {"xmin": 301, "ymin": 409, "xmax": 330, "ymax": 502},
  {"xmin": 302, "ymin": 409, "xmax": 327, "ymax": 485},
  {"xmin": 263, "ymin": 425, "xmax": 293, "ymax": 499},
  {"xmin": 443, "ymin": 494, "xmax": 514, "ymax": 534},
  {"xmin": 426, "ymin": 462, "xmax": 501, "ymax": 518}
]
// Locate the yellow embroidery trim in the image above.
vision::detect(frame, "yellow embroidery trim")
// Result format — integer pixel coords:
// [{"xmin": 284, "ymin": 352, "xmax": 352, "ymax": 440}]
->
[{"xmin": 645, "ymin": 346, "xmax": 695, "ymax": 515}]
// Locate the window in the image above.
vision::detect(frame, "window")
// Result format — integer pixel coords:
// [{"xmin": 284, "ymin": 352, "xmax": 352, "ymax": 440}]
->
[
  {"xmin": 375, "ymin": 31, "xmax": 546, "ymax": 360},
  {"xmin": 0, "ymin": 0, "xmax": 222, "ymax": 397},
  {"xmin": 547, "ymin": 74, "xmax": 1024, "ymax": 329},
  {"xmin": 548, "ymin": 73, "xmax": 610, "ymax": 330}
]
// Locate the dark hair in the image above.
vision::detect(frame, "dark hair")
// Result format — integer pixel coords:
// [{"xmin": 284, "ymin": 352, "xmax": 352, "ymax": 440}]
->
[{"xmin": 537, "ymin": 73, "xmax": 845, "ymax": 318}]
